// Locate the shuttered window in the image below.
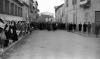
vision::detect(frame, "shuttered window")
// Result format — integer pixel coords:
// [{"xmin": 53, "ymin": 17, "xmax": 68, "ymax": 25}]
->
[
  {"xmin": 5, "ymin": 0, "xmax": 10, "ymax": 14},
  {"xmin": 15, "ymin": 5, "xmax": 17, "ymax": 16},
  {"xmin": 11, "ymin": 3, "xmax": 14, "ymax": 15},
  {"xmin": 0, "ymin": 0, "xmax": 4, "ymax": 13}
]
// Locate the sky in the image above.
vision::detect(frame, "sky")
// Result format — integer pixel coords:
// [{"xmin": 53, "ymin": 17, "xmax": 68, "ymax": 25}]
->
[{"xmin": 36, "ymin": 0, "xmax": 64, "ymax": 15}]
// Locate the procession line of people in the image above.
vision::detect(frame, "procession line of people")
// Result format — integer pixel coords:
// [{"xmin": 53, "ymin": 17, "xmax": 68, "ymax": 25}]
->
[
  {"xmin": 67, "ymin": 22, "xmax": 91, "ymax": 33},
  {"xmin": 30, "ymin": 22, "xmax": 99, "ymax": 37}
]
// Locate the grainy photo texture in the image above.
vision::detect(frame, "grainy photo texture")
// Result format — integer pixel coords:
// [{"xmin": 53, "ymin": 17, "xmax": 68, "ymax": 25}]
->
[{"xmin": 0, "ymin": 0, "xmax": 100, "ymax": 59}]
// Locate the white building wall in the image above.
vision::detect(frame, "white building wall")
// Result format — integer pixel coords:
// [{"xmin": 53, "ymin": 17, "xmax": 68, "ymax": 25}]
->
[
  {"xmin": 64, "ymin": 0, "xmax": 96, "ymax": 24},
  {"xmin": 55, "ymin": 5, "xmax": 65, "ymax": 23},
  {"xmin": 76, "ymin": 0, "xmax": 100, "ymax": 24},
  {"xmin": 22, "ymin": 6, "xmax": 29, "ymax": 21},
  {"xmin": 68, "ymin": 10, "xmax": 73, "ymax": 23},
  {"xmin": 93, "ymin": 0, "xmax": 100, "ymax": 11}
]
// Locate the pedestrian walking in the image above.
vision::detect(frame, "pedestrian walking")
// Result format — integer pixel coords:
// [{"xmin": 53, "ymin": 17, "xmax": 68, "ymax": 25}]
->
[
  {"xmin": 78, "ymin": 23, "xmax": 82, "ymax": 32},
  {"xmin": 95, "ymin": 25, "xmax": 99, "ymax": 38},
  {"xmin": 83, "ymin": 22, "xmax": 87, "ymax": 33},
  {"xmin": 4, "ymin": 21, "xmax": 12, "ymax": 46},
  {"xmin": 73, "ymin": 23, "xmax": 76, "ymax": 32},
  {"xmin": 87, "ymin": 22, "xmax": 91, "ymax": 34},
  {"xmin": 67, "ymin": 23, "xmax": 70, "ymax": 31},
  {"xmin": 0, "ymin": 18, "xmax": 6, "ymax": 49},
  {"xmin": 10, "ymin": 21, "xmax": 18, "ymax": 42},
  {"xmin": 69, "ymin": 23, "xmax": 72, "ymax": 32},
  {"xmin": 69, "ymin": 23, "xmax": 71, "ymax": 32}
]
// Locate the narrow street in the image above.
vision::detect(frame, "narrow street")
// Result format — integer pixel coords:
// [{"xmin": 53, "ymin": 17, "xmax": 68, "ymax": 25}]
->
[{"xmin": 3, "ymin": 30, "xmax": 100, "ymax": 59}]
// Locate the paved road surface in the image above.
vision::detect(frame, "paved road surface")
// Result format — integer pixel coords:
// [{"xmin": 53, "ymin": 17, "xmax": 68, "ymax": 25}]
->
[{"xmin": 3, "ymin": 30, "xmax": 100, "ymax": 59}]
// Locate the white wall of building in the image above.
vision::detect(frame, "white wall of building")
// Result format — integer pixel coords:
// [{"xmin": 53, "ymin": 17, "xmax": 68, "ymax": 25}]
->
[
  {"xmin": 64, "ymin": 0, "xmax": 100, "ymax": 24},
  {"xmin": 55, "ymin": 4, "xmax": 65, "ymax": 23}
]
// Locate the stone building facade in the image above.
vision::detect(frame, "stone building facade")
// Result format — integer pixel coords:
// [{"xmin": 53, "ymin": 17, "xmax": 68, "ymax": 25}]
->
[
  {"xmin": 55, "ymin": 4, "xmax": 65, "ymax": 23},
  {"xmin": 0, "ymin": 0, "xmax": 39, "ymax": 23},
  {"xmin": 0, "ymin": 0, "xmax": 23, "ymax": 22},
  {"xmin": 64, "ymin": 0, "xmax": 100, "ymax": 25}
]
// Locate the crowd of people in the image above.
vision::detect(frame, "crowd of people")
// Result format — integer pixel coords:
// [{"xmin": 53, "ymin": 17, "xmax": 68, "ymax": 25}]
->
[
  {"xmin": 0, "ymin": 19, "xmax": 32, "ymax": 51},
  {"xmin": 30, "ymin": 22, "xmax": 92, "ymax": 34},
  {"xmin": 0, "ymin": 18, "xmax": 99, "ymax": 52},
  {"xmin": 30, "ymin": 22, "xmax": 99, "ymax": 37},
  {"xmin": 30, "ymin": 22, "xmax": 66, "ymax": 31},
  {"xmin": 67, "ymin": 22, "xmax": 91, "ymax": 33}
]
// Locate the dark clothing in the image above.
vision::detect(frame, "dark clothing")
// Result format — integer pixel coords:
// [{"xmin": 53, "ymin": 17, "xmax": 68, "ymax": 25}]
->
[
  {"xmin": 67, "ymin": 23, "xmax": 69, "ymax": 31},
  {"xmin": 95, "ymin": 26, "xmax": 100, "ymax": 37},
  {"xmin": 4, "ymin": 25, "xmax": 12, "ymax": 40},
  {"xmin": 52, "ymin": 23, "xmax": 56, "ymax": 31},
  {"xmin": 79, "ymin": 24, "xmax": 82, "ymax": 32},
  {"xmin": 4, "ymin": 39, "xmax": 9, "ymax": 47},
  {"xmin": 4, "ymin": 24, "xmax": 11, "ymax": 39},
  {"xmin": 83, "ymin": 24, "xmax": 87, "ymax": 32},
  {"xmin": 88, "ymin": 24, "xmax": 91, "ymax": 33},
  {"xmin": 10, "ymin": 25, "xmax": 18, "ymax": 42},
  {"xmin": 69, "ymin": 23, "xmax": 73, "ymax": 31},
  {"xmin": 0, "ymin": 27, "xmax": 3, "ymax": 33},
  {"xmin": 73, "ymin": 24, "xmax": 76, "ymax": 31}
]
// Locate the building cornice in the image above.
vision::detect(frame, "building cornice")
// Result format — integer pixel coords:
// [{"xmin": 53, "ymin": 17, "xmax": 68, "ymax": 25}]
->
[
  {"xmin": 55, "ymin": 4, "xmax": 64, "ymax": 12},
  {"xmin": 13, "ymin": 0, "xmax": 24, "ymax": 6},
  {"xmin": 23, "ymin": 2, "xmax": 29, "ymax": 7}
]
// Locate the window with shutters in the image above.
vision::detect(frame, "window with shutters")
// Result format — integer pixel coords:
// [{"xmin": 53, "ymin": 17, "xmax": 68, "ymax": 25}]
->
[
  {"xmin": 15, "ymin": 5, "xmax": 17, "ymax": 16},
  {"xmin": 17, "ymin": 6, "xmax": 19, "ymax": 16},
  {"xmin": 11, "ymin": 3, "xmax": 14, "ymax": 15},
  {"xmin": 5, "ymin": 0, "xmax": 10, "ymax": 14},
  {"xmin": 18, "ymin": 7, "xmax": 20, "ymax": 16},
  {"xmin": 20, "ymin": 8, "xmax": 22, "ymax": 17},
  {"xmin": 18, "ymin": 7, "xmax": 22, "ymax": 17},
  {"xmin": 0, "ymin": 0, "xmax": 4, "ymax": 14}
]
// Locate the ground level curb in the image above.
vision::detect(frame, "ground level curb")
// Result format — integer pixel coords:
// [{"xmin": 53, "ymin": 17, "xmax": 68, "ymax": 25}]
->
[{"xmin": 0, "ymin": 33, "xmax": 30, "ymax": 56}]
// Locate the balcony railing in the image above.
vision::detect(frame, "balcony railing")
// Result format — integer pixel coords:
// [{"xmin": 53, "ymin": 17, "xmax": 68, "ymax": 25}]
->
[{"xmin": 80, "ymin": 0, "xmax": 91, "ymax": 9}]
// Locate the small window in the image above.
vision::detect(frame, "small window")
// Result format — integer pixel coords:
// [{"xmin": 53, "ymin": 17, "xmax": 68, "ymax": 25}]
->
[
  {"xmin": 0, "ymin": 0, "xmax": 4, "ymax": 13},
  {"xmin": 11, "ymin": 3, "xmax": 14, "ymax": 15}
]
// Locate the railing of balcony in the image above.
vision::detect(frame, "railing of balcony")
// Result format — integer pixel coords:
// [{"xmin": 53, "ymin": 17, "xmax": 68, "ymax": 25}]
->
[{"xmin": 80, "ymin": 0, "xmax": 91, "ymax": 9}]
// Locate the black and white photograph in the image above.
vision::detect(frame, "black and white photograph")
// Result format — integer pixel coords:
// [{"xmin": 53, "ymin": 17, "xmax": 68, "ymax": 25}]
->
[{"xmin": 0, "ymin": 0, "xmax": 100, "ymax": 59}]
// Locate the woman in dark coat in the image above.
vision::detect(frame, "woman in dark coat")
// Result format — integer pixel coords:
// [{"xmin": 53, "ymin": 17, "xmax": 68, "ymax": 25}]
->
[
  {"xmin": 83, "ymin": 22, "xmax": 87, "ymax": 32},
  {"xmin": 4, "ymin": 22, "xmax": 12, "ymax": 47},
  {"xmin": 79, "ymin": 23, "xmax": 82, "ymax": 32},
  {"xmin": 10, "ymin": 21, "xmax": 18, "ymax": 42}
]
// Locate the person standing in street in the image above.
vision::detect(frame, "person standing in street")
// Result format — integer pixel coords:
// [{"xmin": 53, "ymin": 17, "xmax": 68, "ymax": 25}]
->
[
  {"xmin": 4, "ymin": 21, "xmax": 12, "ymax": 47},
  {"xmin": 69, "ymin": 23, "xmax": 73, "ymax": 32},
  {"xmin": 73, "ymin": 23, "xmax": 76, "ymax": 32},
  {"xmin": 0, "ymin": 18, "xmax": 6, "ymax": 49},
  {"xmin": 67, "ymin": 23, "xmax": 70, "ymax": 31},
  {"xmin": 10, "ymin": 21, "xmax": 18, "ymax": 42},
  {"xmin": 83, "ymin": 22, "xmax": 87, "ymax": 33},
  {"xmin": 78, "ymin": 23, "xmax": 82, "ymax": 32},
  {"xmin": 87, "ymin": 22, "xmax": 91, "ymax": 34},
  {"xmin": 95, "ymin": 23, "xmax": 100, "ymax": 38}
]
